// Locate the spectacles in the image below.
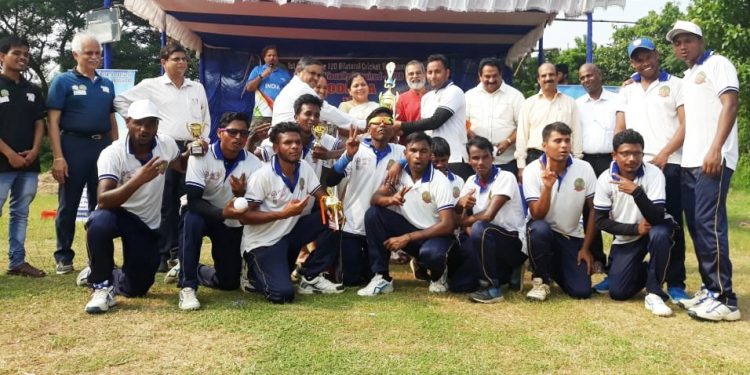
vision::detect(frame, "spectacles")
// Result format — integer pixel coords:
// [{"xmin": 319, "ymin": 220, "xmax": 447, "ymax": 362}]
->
[
  {"xmin": 368, "ymin": 117, "xmax": 394, "ymax": 127},
  {"xmin": 616, "ymin": 151, "xmax": 644, "ymax": 158},
  {"xmin": 222, "ymin": 128, "xmax": 250, "ymax": 138}
]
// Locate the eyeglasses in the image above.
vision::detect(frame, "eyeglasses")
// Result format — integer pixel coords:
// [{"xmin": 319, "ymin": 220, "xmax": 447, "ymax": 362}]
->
[
  {"xmin": 368, "ymin": 117, "xmax": 394, "ymax": 127},
  {"xmin": 221, "ymin": 128, "xmax": 250, "ymax": 138}
]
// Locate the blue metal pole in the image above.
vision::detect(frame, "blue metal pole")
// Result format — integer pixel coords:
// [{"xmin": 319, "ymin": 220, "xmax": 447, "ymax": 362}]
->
[
  {"xmin": 160, "ymin": 18, "xmax": 167, "ymax": 75},
  {"xmin": 102, "ymin": 0, "xmax": 112, "ymax": 69},
  {"xmin": 537, "ymin": 36, "xmax": 544, "ymax": 66},
  {"xmin": 586, "ymin": 12, "xmax": 593, "ymax": 63}
]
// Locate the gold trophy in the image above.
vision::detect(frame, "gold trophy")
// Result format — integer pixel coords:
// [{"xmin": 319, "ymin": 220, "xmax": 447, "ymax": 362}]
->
[
  {"xmin": 379, "ymin": 61, "xmax": 399, "ymax": 117},
  {"xmin": 319, "ymin": 187, "xmax": 344, "ymax": 231},
  {"xmin": 312, "ymin": 123, "xmax": 327, "ymax": 146},
  {"xmin": 186, "ymin": 122, "xmax": 206, "ymax": 155}
]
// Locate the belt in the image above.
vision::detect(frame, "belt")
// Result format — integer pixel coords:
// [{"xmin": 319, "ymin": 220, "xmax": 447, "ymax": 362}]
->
[{"xmin": 61, "ymin": 130, "xmax": 107, "ymax": 140}]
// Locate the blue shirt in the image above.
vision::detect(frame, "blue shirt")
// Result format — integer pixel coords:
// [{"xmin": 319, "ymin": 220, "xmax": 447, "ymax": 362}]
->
[
  {"xmin": 247, "ymin": 64, "xmax": 291, "ymax": 117},
  {"xmin": 46, "ymin": 69, "xmax": 115, "ymax": 134}
]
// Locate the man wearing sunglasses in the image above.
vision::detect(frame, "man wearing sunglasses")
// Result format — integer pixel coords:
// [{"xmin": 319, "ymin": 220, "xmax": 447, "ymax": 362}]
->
[{"xmin": 171, "ymin": 112, "xmax": 262, "ymax": 310}]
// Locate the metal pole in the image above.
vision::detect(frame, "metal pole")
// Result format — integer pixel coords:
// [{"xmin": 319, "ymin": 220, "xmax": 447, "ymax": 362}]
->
[
  {"xmin": 160, "ymin": 14, "xmax": 167, "ymax": 75},
  {"xmin": 586, "ymin": 12, "xmax": 593, "ymax": 63},
  {"xmin": 102, "ymin": 0, "xmax": 112, "ymax": 69},
  {"xmin": 537, "ymin": 36, "xmax": 544, "ymax": 66}
]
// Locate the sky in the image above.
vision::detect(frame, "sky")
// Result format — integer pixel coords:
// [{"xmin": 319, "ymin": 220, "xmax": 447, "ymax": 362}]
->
[{"xmin": 543, "ymin": 0, "xmax": 689, "ymax": 49}]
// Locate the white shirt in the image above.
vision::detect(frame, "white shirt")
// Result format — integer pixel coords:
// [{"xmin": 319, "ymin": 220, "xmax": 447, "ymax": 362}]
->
[
  {"xmin": 114, "ymin": 75, "xmax": 210, "ymax": 141},
  {"xmin": 97, "ymin": 134, "xmax": 180, "ymax": 229},
  {"xmin": 342, "ymin": 140, "xmax": 405, "ymax": 235},
  {"xmin": 680, "ymin": 51, "xmax": 740, "ymax": 170},
  {"xmin": 523, "ymin": 156, "xmax": 596, "ymax": 238},
  {"xmin": 576, "ymin": 89, "xmax": 620, "ymax": 154},
  {"xmin": 617, "ymin": 71, "xmax": 684, "ymax": 165},
  {"xmin": 272, "ymin": 76, "xmax": 366, "ymax": 130},
  {"xmin": 465, "ymin": 81, "xmax": 525, "ymax": 164},
  {"xmin": 515, "ymin": 91, "xmax": 582, "ymax": 168},
  {"xmin": 462, "ymin": 167, "xmax": 527, "ymax": 253},
  {"xmin": 242, "ymin": 157, "xmax": 322, "ymax": 252},
  {"xmin": 446, "ymin": 171, "xmax": 465, "ymax": 200},
  {"xmin": 184, "ymin": 143, "xmax": 263, "ymax": 227},
  {"xmin": 394, "ymin": 163, "xmax": 457, "ymax": 230},
  {"xmin": 593, "ymin": 162, "xmax": 666, "ymax": 244},
  {"xmin": 420, "ymin": 82, "xmax": 468, "ymax": 163}
]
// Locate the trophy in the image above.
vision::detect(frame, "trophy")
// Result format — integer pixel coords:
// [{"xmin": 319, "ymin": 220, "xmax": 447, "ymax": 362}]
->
[
  {"xmin": 186, "ymin": 122, "xmax": 206, "ymax": 155},
  {"xmin": 319, "ymin": 187, "xmax": 345, "ymax": 231},
  {"xmin": 312, "ymin": 123, "xmax": 327, "ymax": 146},
  {"xmin": 379, "ymin": 61, "xmax": 399, "ymax": 117}
]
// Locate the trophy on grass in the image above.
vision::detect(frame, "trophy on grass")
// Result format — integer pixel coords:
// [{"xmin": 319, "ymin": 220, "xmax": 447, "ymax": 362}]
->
[
  {"xmin": 379, "ymin": 61, "xmax": 399, "ymax": 118},
  {"xmin": 186, "ymin": 122, "xmax": 206, "ymax": 155},
  {"xmin": 319, "ymin": 187, "xmax": 345, "ymax": 231}
]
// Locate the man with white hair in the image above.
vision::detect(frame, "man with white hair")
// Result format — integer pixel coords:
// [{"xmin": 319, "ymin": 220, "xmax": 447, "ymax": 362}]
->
[
  {"xmin": 47, "ymin": 31, "xmax": 118, "ymax": 275},
  {"xmin": 395, "ymin": 60, "xmax": 427, "ymax": 124}
]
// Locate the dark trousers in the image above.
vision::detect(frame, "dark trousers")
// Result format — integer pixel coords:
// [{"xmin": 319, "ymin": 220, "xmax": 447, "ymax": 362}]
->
[
  {"xmin": 582, "ymin": 153, "xmax": 612, "ymax": 267},
  {"xmin": 86, "ymin": 208, "xmax": 160, "ymax": 297},
  {"xmin": 158, "ymin": 167, "xmax": 185, "ymax": 263},
  {"xmin": 527, "ymin": 220, "xmax": 592, "ymax": 299},
  {"xmin": 525, "ymin": 148, "xmax": 544, "ymax": 167},
  {"xmin": 450, "ymin": 221, "xmax": 526, "ymax": 292},
  {"xmin": 608, "ymin": 223, "xmax": 673, "ymax": 301},
  {"xmin": 448, "ymin": 162, "xmax": 474, "ymax": 181},
  {"xmin": 337, "ymin": 232, "xmax": 372, "ymax": 286},
  {"xmin": 243, "ymin": 210, "xmax": 337, "ymax": 304},
  {"xmin": 682, "ymin": 166, "xmax": 736, "ymax": 307},
  {"xmin": 178, "ymin": 209, "xmax": 242, "ymax": 291},
  {"xmin": 496, "ymin": 160, "xmax": 518, "ymax": 177},
  {"xmin": 663, "ymin": 163, "xmax": 686, "ymax": 289},
  {"xmin": 364, "ymin": 206, "xmax": 454, "ymax": 280},
  {"xmin": 54, "ymin": 134, "xmax": 110, "ymax": 264}
]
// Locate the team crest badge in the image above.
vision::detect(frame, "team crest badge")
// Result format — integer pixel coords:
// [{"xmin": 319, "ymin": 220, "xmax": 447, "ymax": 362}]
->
[
  {"xmin": 574, "ymin": 178, "xmax": 585, "ymax": 192},
  {"xmin": 658, "ymin": 86, "xmax": 670, "ymax": 97},
  {"xmin": 453, "ymin": 187, "xmax": 460, "ymax": 198},
  {"xmin": 694, "ymin": 71, "xmax": 706, "ymax": 84},
  {"xmin": 0, "ymin": 89, "xmax": 8, "ymax": 97},
  {"xmin": 387, "ymin": 159, "xmax": 395, "ymax": 170},
  {"xmin": 78, "ymin": 84, "xmax": 87, "ymax": 91},
  {"xmin": 421, "ymin": 191, "xmax": 432, "ymax": 203},
  {"xmin": 299, "ymin": 178, "xmax": 305, "ymax": 191},
  {"xmin": 270, "ymin": 191, "xmax": 278, "ymax": 204}
]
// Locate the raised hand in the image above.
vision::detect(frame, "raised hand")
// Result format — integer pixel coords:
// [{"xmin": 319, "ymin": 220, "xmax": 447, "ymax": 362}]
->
[
  {"xmin": 390, "ymin": 186, "xmax": 412, "ymax": 206},
  {"xmin": 229, "ymin": 173, "xmax": 247, "ymax": 197},
  {"xmin": 540, "ymin": 160, "xmax": 557, "ymax": 190},
  {"xmin": 345, "ymin": 124, "xmax": 360, "ymax": 158},
  {"xmin": 133, "ymin": 156, "xmax": 164, "ymax": 184},
  {"xmin": 458, "ymin": 188, "xmax": 477, "ymax": 210},
  {"xmin": 611, "ymin": 173, "xmax": 638, "ymax": 195}
]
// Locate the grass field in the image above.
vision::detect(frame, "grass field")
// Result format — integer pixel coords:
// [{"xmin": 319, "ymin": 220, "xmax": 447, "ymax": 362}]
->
[{"xmin": 1, "ymin": 191, "xmax": 750, "ymax": 374}]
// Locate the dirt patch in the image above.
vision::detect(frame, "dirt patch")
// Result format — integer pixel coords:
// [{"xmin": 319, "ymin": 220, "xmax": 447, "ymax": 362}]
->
[{"xmin": 38, "ymin": 172, "xmax": 59, "ymax": 195}]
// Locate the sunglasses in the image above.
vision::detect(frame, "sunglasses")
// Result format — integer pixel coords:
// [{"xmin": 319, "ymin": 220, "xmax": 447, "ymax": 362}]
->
[
  {"xmin": 368, "ymin": 117, "xmax": 394, "ymax": 127},
  {"xmin": 221, "ymin": 128, "xmax": 250, "ymax": 138}
]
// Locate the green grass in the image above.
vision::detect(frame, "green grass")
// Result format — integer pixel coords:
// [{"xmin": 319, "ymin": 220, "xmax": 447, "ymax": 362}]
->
[{"xmin": 1, "ymin": 191, "xmax": 750, "ymax": 374}]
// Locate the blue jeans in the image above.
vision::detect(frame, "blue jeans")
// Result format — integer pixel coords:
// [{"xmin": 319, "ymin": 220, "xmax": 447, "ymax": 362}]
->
[{"xmin": 0, "ymin": 172, "xmax": 38, "ymax": 269}]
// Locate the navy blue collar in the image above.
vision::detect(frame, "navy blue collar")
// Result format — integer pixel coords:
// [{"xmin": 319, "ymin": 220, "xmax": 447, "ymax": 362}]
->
[
  {"xmin": 631, "ymin": 70, "xmax": 670, "ymax": 82},
  {"xmin": 540, "ymin": 153, "xmax": 574, "ymax": 190},
  {"xmin": 404, "ymin": 162, "xmax": 434, "ymax": 183},
  {"xmin": 610, "ymin": 161, "xmax": 645, "ymax": 181},
  {"xmin": 272, "ymin": 155, "xmax": 301, "ymax": 192},
  {"xmin": 473, "ymin": 166, "xmax": 499, "ymax": 193},
  {"xmin": 302, "ymin": 134, "xmax": 313, "ymax": 159},
  {"xmin": 362, "ymin": 138, "xmax": 392, "ymax": 165},
  {"xmin": 696, "ymin": 49, "xmax": 714, "ymax": 65},
  {"xmin": 126, "ymin": 135, "xmax": 157, "ymax": 165},
  {"xmin": 446, "ymin": 170, "xmax": 456, "ymax": 182},
  {"xmin": 212, "ymin": 142, "xmax": 246, "ymax": 180},
  {"xmin": 72, "ymin": 68, "xmax": 100, "ymax": 82}
]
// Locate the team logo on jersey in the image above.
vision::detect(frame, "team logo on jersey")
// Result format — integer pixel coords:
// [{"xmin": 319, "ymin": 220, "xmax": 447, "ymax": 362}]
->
[
  {"xmin": 72, "ymin": 84, "xmax": 87, "ymax": 95},
  {"xmin": 422, "ymin": 191, "xmax": 432, "ymax": 203},
  {"xmin": 270, "ymin": 191, "xmax": 278, "ymax": 204},
  {"xmin": 299, "ymin": 178, "xmax": 305, "ymax": 191},
  {"xmin": 574, "ymin": 178, "xmax": 585, "ymax": 192},
  {"xmin": 658, "ymin": 86, "xmax": 670, "ymax": 97},
  {"xmin": 387, "ymin": 159, "xmax": 395, "ymax": 170},
  {"xmin": 694, "ymin": 71, "xmax": 706, "ymax": 85},
  {"xmin": 0, "ymin": 89, "xmax": 8, "ymax": 97},
  {"xmin": 453, "ymin": 186, "xmax": 460, "ymax": 198}
]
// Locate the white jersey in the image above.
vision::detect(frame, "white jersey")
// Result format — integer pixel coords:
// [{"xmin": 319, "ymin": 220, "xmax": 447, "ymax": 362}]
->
[
  {"xmin": 394, "ymin": 163, "xmax": 457, "ymax": 230},
  {"xmin": 446, "ymin": 171, "xmax": 465, "ymax": 200},
  {"xmin": 420, "ymin": 82, "xmax": 468, "ymax": 163},
  {"xmin": 97, "ymin": 134, "xmax": 180, "ymax": 229}
]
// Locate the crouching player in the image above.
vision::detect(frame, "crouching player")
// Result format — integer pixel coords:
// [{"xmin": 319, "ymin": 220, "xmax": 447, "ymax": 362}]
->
[
  {"xmin": 224, "ymin": 122, "xmax": 342, "ymax": 304},
  {"xmin": 82, "ymin": 99, "xmax": 185, "ymax": 314},
  {"xmin": 359, "ymin": 132, "xmax": 456, "ymax": 295},
  {"xmin": 450, "ymin": 136, "xmax": 527, "ymax": 302},
  {"xmin": 174, "ymin": 112, "xmax": 263, "ymax": 310},
  {"xmin": 594, "ymin": 129, "xmax": 675, "ymax": 316}
]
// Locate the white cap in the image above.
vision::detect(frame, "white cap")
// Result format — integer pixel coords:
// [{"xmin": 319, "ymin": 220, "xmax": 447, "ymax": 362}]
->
[
  {"xmin": 127, "ymin": 99, "xmax": 162, "ymax": 120},
  {"xmin": 666, "ymin": 20, "xmax": 703, "ymax": 42}
]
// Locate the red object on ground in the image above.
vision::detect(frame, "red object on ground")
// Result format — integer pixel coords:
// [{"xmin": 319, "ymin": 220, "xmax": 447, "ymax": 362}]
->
[{"xmin": 41, "ymin": 210, "xmax": 57, "ymax": 220}]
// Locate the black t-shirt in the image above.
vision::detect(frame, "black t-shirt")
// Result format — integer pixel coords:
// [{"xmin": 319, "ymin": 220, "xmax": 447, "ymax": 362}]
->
[{"xmin": 0, "ymin": 75, "xmax": 45, "ymax": 172}]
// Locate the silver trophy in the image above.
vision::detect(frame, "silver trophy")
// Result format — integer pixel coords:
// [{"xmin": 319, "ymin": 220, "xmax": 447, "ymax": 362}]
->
[{"xmin": 379, "ymin": 62, "xmax": 399, "ymax": 118}]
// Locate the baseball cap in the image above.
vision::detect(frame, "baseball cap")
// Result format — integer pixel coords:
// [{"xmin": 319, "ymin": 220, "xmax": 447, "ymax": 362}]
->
[
  {"xmin": 666, "ymin": 20, "xmax": 703, "ymax": 42},
  {"xmin": 127, "ymin": 99, "xmax": 162, "ymax": 120},
  {"xmin": 627, "ymin": 37, "xmax": 656, "ymax": 58}
]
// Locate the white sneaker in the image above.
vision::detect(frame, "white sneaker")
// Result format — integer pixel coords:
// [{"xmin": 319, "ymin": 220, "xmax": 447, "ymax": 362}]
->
[
  {"xmin": 85, "ymin": 286, "xmax": 116, "ymax": 314},
  {"xmin": 357, "ymin": 274, "xmax": 394, "ymax": 296},
  {"xmin": 688, "ymin": 298, "xmax": 741, "ymax": 322},
  {"xmin": 298, "ymin": 274, "xmax": 345, "ymax": 294},
  {"xmin": 75, "ymin": 266, "xmax": 91, "ymax": 287},
  {"xmin": 644, "ymin": 293, "xmax": 673, "ymax": 317},
  {"xmin": 164, "ymin": 262, "xmax": 180, "ymax": 284},
  {"xmin": 428, "ymin": 271, "xmax": 448, "ymax": 293},
  {"xmin": 526, "ymin": 277, "xmax": 550, "ymax": 301},
  {"xmin": 678, "ymin": 288, "xmax": 710, "ymax": 309},
  {"xmin": 179, "ymin": 287, "xmax": 200, "ymax": 310}
]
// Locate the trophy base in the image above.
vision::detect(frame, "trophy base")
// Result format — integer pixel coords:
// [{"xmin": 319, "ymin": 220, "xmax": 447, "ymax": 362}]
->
[{"xmin": 188, "ymin": 142, "xmax": 205, "ymax": 155}]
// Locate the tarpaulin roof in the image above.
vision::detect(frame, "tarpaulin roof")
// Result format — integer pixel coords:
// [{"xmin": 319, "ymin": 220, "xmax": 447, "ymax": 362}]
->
[{"xmin": 124, "ymin": 0, "xmax": 625, "ymax": 66}]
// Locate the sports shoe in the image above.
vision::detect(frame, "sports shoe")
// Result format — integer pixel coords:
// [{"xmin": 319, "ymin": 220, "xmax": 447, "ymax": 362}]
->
[
  {"xmin": 357, "ymin": 274, "xmax": 394, "ymax": 296},
  {"xmin": 298, "ymin": 274, "xmax": 345, "ymax": 294},
  {"xmin": 409, "ymin": 259, "xmax": 430, "ymax": 282},
  {"xmin": 85, "ymin": 286, "xmax": 116, "ymax": 314},
  {"xmin": 667, "ymin": 287, "xmax": 689, "ymax": 305},
  {"xmin": 179, "ymin": 287, "xmax": 200, "ymax": 310},
  {"xmin": 6, "ymin": 262, "xmax": 46, "ymax": 278},
  {"xmin": 56, "ymin": 261, "xmax": 74, "ymax": 275},
  {"xmin": 644, "ymin": 293, "xmax": 673, "ymax": 317},
  {"xmin": 526, "ymin": 277, "xmax": 550, "ymax": 301},
  {"xmin": 688, "ymin": 297, "xmax": 741, "ymax": 322},
  {"xmin": 592, "ymin": 277, "xmax": 609, "ymax": 294},
  {"xmin": 469, "ymin": 287, "xmax": 503, "ymax": 303},
  {"xmin": 76, "ymin": 266, "xmax": 91, "ymax": 287},
  {"xmin": 678, "ymin": 288, "xmax": 710, "ymax": 310},
  {"xmin": 164, "ymin": 262, "xmax": 180, "ymax": 284},
  {"xmin": 428, "ymin": 271, "xmax": 448, "ymax": 293}
]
